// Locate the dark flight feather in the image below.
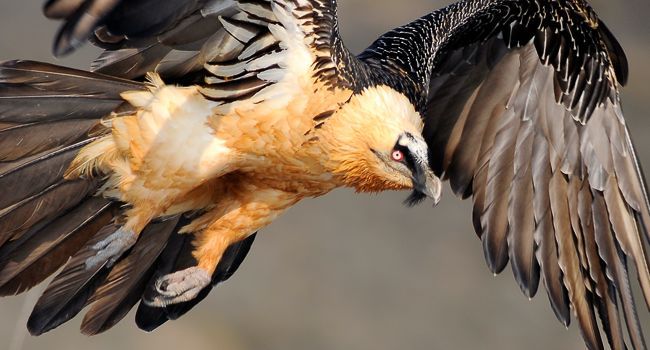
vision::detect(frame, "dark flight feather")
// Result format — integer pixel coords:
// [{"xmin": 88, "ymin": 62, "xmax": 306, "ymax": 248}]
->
[
  {"xmin": 532, "ymin": 133, "xmax": 571, "ymax": 326},
  {"xmin": 482, "ymin": 103, "xmax": 519, "ymax": 274},
  {"xmin": 0, "ymin": 61, "xmax": 142, "ymax": 124},
  {"xmin": 508, "ymin": 120, "xmax": 539, "ymax": 298},
  {"xmin": 578, "ymin": 181, "xmax": 627, "ymax": 350},
  {"xmin": 549, "ymin": 171, "xmax": 603, "ymax": 350},
  {"xmin": 27, "ymin": 222, "xmax": 119, "ymax": 335},
  {"xmin": 45, "ymin": 0, "xmax": 363, "ymax": 92},
  {"xmin": 51, "ymin": 0, "xmax": 122, "ymax": 56},
  {"xmin": 0, "ymin": 179, "xmax": 99, "ymax": 247},
  {"xmin": 592, "ymin": 192, "xmax": 647, "ymax": 349},
  {"xmin": 0, "ymin": 60, "xmax": 143, "ymax": 335},
  {"xmin": 80, "ymin": 216, "xmax": 180, "ymax": 335},
  {"xmin": 0, "ymin": 198, "xmax": 113, "ymax": 296},
  {"xmin": 0, "ymin": 140, "xmax": 96, "ymax": 210},
  {"xmin": 0, "ymin": 119, "xmax": 98, "ymax": 162}
]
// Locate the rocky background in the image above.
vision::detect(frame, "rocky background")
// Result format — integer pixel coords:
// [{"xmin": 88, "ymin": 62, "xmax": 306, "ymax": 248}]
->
[{"xmin": 0, "ymin": 1, "xmax": 648, "ymax": 349}]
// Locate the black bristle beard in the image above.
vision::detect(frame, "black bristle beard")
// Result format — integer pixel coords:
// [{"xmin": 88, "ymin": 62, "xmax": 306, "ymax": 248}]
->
[{"xmin": 403, "ymin": 189, "xmax": 427, "ymax": 207}]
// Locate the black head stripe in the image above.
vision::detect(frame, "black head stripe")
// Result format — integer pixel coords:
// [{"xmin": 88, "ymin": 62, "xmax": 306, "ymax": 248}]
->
[
  {"xmin": 393, "ymin": 143, "xmax": 417, "ymax": 170},
  {"xmin": 404, "ymin": 132, "xmax": 417, "ymax": 141},
  {"xmin": 393, "ymin": 138, "xmax": 429, "ymax": 208}
]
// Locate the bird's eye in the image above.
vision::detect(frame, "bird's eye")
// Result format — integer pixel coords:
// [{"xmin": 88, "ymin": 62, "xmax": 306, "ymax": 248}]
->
[{"xmin": 391, "ymin": 150, "xmax": 404, "ymax": 162}]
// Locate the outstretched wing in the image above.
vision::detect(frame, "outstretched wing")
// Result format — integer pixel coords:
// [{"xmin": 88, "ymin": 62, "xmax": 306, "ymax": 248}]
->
[
  {"xmin": 360, "ymin": 1, "xmax": 649, "ymax": 349},
  {"xmin": 44, "ymin": 0, "xmax": 366, "ymax": 116},
  {"xmin": 44, "ymin": 0, "xmax": 361, "ymax": 88}
]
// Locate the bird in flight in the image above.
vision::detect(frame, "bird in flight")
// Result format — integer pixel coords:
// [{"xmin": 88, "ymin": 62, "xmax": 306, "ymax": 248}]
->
[{"xmin": 0, "ymin": 0, "xmax": 648, "ymax": 348}]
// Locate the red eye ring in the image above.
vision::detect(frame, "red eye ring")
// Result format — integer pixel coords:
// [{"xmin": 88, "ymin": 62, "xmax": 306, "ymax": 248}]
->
[{"xmin": 391, "ymin": 149, "xmax": 404, "ymax": 162}]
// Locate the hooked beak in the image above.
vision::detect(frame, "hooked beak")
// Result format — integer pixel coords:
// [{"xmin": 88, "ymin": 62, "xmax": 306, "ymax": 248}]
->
[{"xmin": 404, "ymin": 162, "xmax": 442, "ymax": 207}]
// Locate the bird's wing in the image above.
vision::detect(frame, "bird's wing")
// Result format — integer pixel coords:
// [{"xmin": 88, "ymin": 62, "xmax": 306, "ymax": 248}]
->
[
  {"xmin": 44, "ymin": 0, "xmax": 362, "ymax": 90},
  {"xmin": 360, "ymin": 1, "xmax": 648, "ymax": 349}
]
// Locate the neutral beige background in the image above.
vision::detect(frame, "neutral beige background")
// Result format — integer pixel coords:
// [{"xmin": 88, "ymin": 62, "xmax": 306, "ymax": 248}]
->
[{"xmin": 0, "ymin": 1, "xmax": 648, "ymax": 349}]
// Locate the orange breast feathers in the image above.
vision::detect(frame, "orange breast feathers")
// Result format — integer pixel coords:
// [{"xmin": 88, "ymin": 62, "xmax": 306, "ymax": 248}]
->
[{"xmin": 65, "ymin": 74, "xmax": 356, "ymax": 202}]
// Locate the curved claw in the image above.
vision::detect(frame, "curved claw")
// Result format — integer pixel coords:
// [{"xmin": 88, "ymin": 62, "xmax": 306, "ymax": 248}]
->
[
  {"xmin": 145, "ymin": 267, "xmax": 211, "ymax": 307},
  {"xmin": 85, "ymin": 227, "xmax": 137, "ymax": 269}
]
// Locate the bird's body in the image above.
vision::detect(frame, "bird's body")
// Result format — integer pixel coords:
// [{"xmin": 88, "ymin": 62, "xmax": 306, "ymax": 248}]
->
[
  {"xmin": 62, "ymin": 7, "xmax": 427, "ymax": 287},
  {"xmin": 1, "ymin": 0, "xmax": 649, "ymax": 348}
]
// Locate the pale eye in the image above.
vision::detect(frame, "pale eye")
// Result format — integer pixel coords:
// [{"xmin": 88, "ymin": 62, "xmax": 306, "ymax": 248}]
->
[{"xmin": 391, "ymin": 150, "xmax": 404, "ymax": 162}]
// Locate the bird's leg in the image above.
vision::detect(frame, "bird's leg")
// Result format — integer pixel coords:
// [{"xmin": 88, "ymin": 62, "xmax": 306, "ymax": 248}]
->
[
  {"xmin": 146, "ymin": 186, "xmax": 298, "ymax": 307},
  {"xmin": 85, "ymin": 204, "xmax": 159, "ymax": 269},
  {"xmin": 146, "ymin": 210, "xmax": 260, "ymax": 307}
]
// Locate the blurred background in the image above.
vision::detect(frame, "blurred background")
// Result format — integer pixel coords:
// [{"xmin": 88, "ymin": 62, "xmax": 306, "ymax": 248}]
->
[{"xmin": 0, "ymin": 1, "xmax": 648, "ymax": 349}]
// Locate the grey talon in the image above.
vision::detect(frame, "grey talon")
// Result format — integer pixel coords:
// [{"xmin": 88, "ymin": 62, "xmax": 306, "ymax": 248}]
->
[{"xmin": 85, "ymin": 227, "xmax": 138, "ymax": 270}]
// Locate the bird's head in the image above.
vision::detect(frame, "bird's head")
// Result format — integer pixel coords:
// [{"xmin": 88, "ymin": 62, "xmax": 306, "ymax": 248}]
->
[{"xmin": 322, "ymin": 85, "xmax": 442, "ymax": 206}]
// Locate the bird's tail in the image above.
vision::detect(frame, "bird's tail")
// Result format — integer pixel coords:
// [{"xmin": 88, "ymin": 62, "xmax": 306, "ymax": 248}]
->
[
  {"xmin": 0, "ymin": 60, "xmax": 256, "ymax": 335},
  {"xmin": 0, "ymin": 59, "xmax": 139, "ymax": 329},
  {"xmin": 0, "ymin": 59, "xmax": 141, "ymax": 289}
]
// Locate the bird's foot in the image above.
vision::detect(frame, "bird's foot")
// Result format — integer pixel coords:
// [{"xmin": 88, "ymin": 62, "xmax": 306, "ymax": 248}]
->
[
  {"xmin": 85, "ymin": 227, "xmax": 138, "ymax": 269},
  {"xmin": 146, "ymin": 267, "xmax": 211, "ymax": 307}
]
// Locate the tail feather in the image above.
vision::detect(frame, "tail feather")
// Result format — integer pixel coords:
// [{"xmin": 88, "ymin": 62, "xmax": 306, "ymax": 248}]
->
[
  {"xmin": 0, "ymin": 60, "xmax": 143, "ymax": 123},
  {"xmin": 0, "ymin": 60, "xmax": 140, "ymax": 212},
  {"xmin": 0, "ymin": 59, "xmax": 141, "ymax": 334},
  {"xmin": 0, "ymin": 179, "xmax": 100, "ymax": 247},
  {"xmin": 80, "ymin": 216, "xmax": 180, "ymax": 335},
  {"xmin": 0, "ymin": 198, "xmax": 114, "ymax": 296},
  {"xmin": 0, "ymin": 139, "xmax": 97, "ymax": 210},
  {"xmin": 27, "ymin": 221, "xmax": 119, "ymax": 335},
  {"xmin": 0, "ymin": 119, "xmax": 98, "ymax": 162}
]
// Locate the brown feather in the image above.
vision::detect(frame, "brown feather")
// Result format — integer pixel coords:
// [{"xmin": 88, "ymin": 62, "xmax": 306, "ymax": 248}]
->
[
  {"xmin": 549, "ymin": 171, "xmax": 603, "ymax": 350},
  {"xmin": 578, "ymin": 182, "xmax": 626, "ymax": 350},
  {"xmin": 0, "ymin": 179, "xmax": 98, "ymax": 247},
  {"xmin": 447, "ymin": 52, "xmax": 520, "ymax": 196},
  {"xmin": 80, "ymin": 217, "xmax": 179, "ymax": 335},
  {"xmin": 51, "ymin": 0, "xmax": 122, "ymax": 56},
  {"xmin": 27, "ymin": 222, "xmax": 119, "ymax": 335},
  {"xmin": 0, "ymin": 198, "xmax": 114, "ymax": 296},
  {"xmin": 0, "ymin": 139, "xmax": 97, "ymax": 210},
  {"xmin": 472, "ymin": 160, "xmax": 489, "ymax": 238},
  {"xmin": 592, "ymin": 191, "xmax": 647, "ymax": 349},
  {"xmin": 508, "ymin": 120, "xmax": 539, "ymax": 297},
  {"xmin": 0, "ymin": 119, "xmax": 97, "ymax": 162},
  {"xmin": 44, "ymin": 0, "xmax": 85, "ymax": 19},
  {"xmin": 0, "ymin": 61, "xmax": 141, "ymax": 124},
  {"xmin": 603, "ymin": 177, "xmax": 650, "ymax": 306},
  {"xmin": 482, "ymin": 109, "xmax": 519, "ymax": 273},
  {"xmin": 424, "ymin": 43, "xmax": 491, "ymax": 175},
  {"xmin": 93, "ymin": 44, "xmax": 173, "ymax": 80},
  {"xmin": 617, "ymin": 125, "xmax": 650, "ymax": 234},
  {"xmin": 567, "ymin": 177, "xmax": 589, "ymax": 275},
  {"xmin": 532, "ymin": 134, "xmax": 571, "ymax": 326}
]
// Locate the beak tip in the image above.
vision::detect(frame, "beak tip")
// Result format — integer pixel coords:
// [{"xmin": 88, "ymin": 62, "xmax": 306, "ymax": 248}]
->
[
  {"xmin": 431, "ymin": 194, "xmax": 442, "ymax": 207},
  {"xmin": 428, "ymin": 176, "xmax": 443, "ymax": 206}
]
